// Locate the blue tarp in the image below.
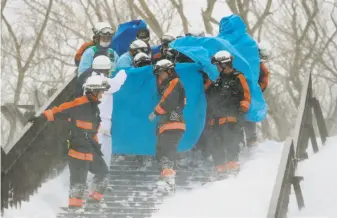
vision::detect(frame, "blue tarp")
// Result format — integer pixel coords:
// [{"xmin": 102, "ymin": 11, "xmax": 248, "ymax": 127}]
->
[
  {"xmin": 112, "ymin": 64, "xmax": 206, "ymax": 155},
  {"xmin": 218, "ymin": 14, "xmax": 267, "ymax": 121},
  {"xmin": 111, "ymin": 20, "xmax": 147, "ymax": 56},
  {"xmin": 111, "ymin": 15, "xmax": 267, "ymax": 155},
  {"xmin": 169, "ymin": 16, "xmax": 267, "ymax": 122}
]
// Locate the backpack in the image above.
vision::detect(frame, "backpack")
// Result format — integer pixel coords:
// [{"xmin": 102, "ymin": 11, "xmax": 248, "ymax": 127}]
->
[{"xmin": 92, "ymin": 46, "xmax": 115, "ymax": 63}]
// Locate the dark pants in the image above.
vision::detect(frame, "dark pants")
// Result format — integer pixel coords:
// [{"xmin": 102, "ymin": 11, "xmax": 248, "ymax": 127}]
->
[
  {"xmin": 68, "ymin": 150, "xmax": 109, "ymax": 200},
  {"xmin": 156, "ymin": 130, "xmax": 184, "ymax": 169},
  {"xmin": 207, "ymin": 123, "xmax": 242, "ymax": 166},
  {"xmin": 243, "ymin": 121, "xmax": 257, "ymax": 146},
  {"xmin": 195, "ymin": 127, "xmax": 212, "ymax": 157}
]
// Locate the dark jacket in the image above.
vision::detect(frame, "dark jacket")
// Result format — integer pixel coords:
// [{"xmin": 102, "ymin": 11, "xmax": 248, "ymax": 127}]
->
[
  {"xmin": 75, "ymin": 68, "xmax": 94, "ymax": 97},
  {"xmin": 153, "ymin": 77, "xmax": 186, "ymax": 134},
  {"xmin": 42, "ymin": 94, "xmax": 101, "ymax": 160},
  {"xmin": 205, "ymin": 69, "xmax": 251, "ymax": 126}
]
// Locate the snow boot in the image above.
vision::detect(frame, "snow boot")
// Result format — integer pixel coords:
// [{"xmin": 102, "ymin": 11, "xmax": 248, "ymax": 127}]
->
[
  {"xmin": 86, "ymin": 191, "xmax": 107, "ymax": 210},
  {"xmin": 216, "ymin": 161, "xmax": 240, "ymax": 175},
  {"xmin": 156, "ymin": 168, "xmax": 176, "ymax": 192}
]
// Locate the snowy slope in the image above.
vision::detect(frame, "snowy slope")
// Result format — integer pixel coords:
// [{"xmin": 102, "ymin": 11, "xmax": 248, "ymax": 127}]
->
[
  {"xmin": 3, "ymin": 137, "xmax": 336, "ymax": 218},
  {"xmin": 153, "ymin": 137, "xmax": 337, "ymax": 218},
  {"xmin": 153, "ymin": 141, "xmax": 284, "ymax": 218},
  {"xmin": 288, "ymin": 136, "xmax": 337, "ymax": 218}
]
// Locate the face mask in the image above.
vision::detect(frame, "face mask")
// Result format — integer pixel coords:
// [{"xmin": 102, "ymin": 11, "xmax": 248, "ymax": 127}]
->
[
  {"xmin": 100, "ymin": 41, "xmax": 111, "ymax": 47},
  {"xmin": 98, "ymin": 93, "xmax": 104, "ymax": 102}
]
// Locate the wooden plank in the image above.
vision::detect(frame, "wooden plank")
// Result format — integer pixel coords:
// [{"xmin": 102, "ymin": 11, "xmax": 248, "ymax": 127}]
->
[
  {"xmin": 293, "ymin": 73, "xmax": 311, "ymax": 158},
  {"xmin": 311, "ymin": 97, "xmax": 329, "ymax": 144},
  {"xmin": 267, "ymin": 138, "xmax": 293, "ymax": 218}
]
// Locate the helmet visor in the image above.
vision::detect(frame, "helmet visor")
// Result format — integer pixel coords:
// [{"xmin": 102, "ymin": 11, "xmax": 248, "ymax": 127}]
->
[{"xmin": 99, "ymin": 27, "xmax": 114, "ymax": 36}]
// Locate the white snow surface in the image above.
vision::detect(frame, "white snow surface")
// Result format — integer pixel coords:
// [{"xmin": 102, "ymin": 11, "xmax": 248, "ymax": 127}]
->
[
  {"xmin": 3, "ymin": 137, "xmax": 337, "ymax": 218},
  {"xmin": 3, "ymin": 169, "xmax": 70, "ymax": 218},
  {"xmin": 153, "ymin": 140, "xmax": 284, "ymax": 218}
]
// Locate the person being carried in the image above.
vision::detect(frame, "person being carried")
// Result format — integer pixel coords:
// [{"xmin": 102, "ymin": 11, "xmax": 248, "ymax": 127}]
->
[
  {"xmin": 78, "ymin": 22, "xmax": 119, "ymax": 76},
  {"xmin": 29, "ymin": 75, "xmax": 113, "ymax": 213},
  {"xmin": 148, "ymin": 59, "xmax": 186, "ymax": 192},
  {"xmin": 205, "ymin": 50, "xmax": 251, "ymax": 176}
]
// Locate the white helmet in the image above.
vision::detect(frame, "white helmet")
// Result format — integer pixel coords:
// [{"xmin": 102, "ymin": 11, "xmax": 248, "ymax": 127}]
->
[
  {"xmin": 93, "ymin": 21, "xmax": 114, "ymax": 36},
  {"xmin": 153, "ymin": 59, "xmax": 175, "ymax": 75},
  {"xmin": 133, "ymin": 52, "xmax": 151, "ymax": 67},
  {"xmin": 83, "ymin": 74, "xmax": 110, "ymax": 93},
  {"xmin": 258, "ymin": 41, "xmax": 271, "ymax": 61},
  {"xmin": 186, "ymin": 27, "xmax": 205, "ymax": 37},
  {"xmin": 211, "ymin": 50, "xmax": 233, "ymax": 64},
  {"xmin": 130, "ymin": 39, "xmax": 150, "ymax": 55},
  {"xmin": 92, "ymin": 55, "xmax": 112, "ymax": 70},
  {"xmin": 130, "ymin": 39, "xmax": 148, "ymax": 49},
  {"xmin": 161, "ymin": 33, "xmax": 175, "ymax": 44}
]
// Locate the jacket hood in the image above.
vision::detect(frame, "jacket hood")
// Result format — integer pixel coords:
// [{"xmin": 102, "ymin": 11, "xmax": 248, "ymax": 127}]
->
[{"xmin": 219, "ymin": 14, "xmax": 247, "ymax": 36}]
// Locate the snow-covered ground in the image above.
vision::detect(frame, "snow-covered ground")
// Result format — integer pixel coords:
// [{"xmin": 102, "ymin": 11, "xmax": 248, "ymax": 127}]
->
[
  {"xmin": 3, "ymin": 169, "xmax": 70, "ymax": 218},
  {"xmin": 3, "ymin": 137, "xmax": 337, "ymax": 218},
  {"xmin": 153, "ymin": 140, "xmax": 284, "ymax": 218}
]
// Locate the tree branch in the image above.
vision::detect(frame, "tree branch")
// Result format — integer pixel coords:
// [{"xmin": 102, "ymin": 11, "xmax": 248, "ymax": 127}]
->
[
  {"xmin": 201, "ymin": 0, "xmax": 217, "ymax": 34},
  {"xmin": 170, "ymin": 0, "xmax": 189, "ymax": 34},
  {"xmin": 251, "ymin": 0, "xmax": 272, "ymax": 34}
]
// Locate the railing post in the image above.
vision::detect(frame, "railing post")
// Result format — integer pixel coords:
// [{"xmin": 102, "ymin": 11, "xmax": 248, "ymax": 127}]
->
[
  {"xmin": 292, "ymin": 175, "xmax": 304, "ymax": 209},
  {"xmin": 311, "ymin": 97, "xmax": 329, "ymax": 144}
]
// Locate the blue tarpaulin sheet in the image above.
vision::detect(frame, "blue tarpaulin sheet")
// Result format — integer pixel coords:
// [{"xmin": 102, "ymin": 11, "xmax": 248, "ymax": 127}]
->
[
  {"xmin": 111, "ymin": 20, "xmax": 147, "ymax": 56},
  {"xmin": 111, "ymin": 15, "xmax": 267, "ymax": 155},
  {"xmin": 112, "ymin": 64, "xmax": 205, "ymax": 155}
]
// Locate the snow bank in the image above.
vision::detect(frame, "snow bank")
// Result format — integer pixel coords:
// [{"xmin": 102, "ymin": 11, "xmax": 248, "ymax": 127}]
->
[
  {"xmin": 153, "ymin": 141, "xmax": 284, "ymax": 218},
  {"xmin": 3, "ymin": 169, "xmax": 69, "ymax": 218},
  {"xmin": 288, "ymin": 136, "xmax": 337, "ymax": 218}
]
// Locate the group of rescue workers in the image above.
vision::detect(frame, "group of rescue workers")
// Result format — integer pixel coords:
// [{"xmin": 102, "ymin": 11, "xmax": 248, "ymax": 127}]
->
[{"xmin": 29, "ymin": 21, "xmax": 270, "ymax": 212}]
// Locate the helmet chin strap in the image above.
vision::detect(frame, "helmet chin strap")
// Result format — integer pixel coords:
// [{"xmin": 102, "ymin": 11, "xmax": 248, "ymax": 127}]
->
[{"xmin": 220, "ymin": 63, "xmax": 228, "ymax": 74}]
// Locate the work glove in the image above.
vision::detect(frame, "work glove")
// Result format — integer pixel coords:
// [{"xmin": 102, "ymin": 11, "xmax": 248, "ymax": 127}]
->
[
  {"xmin": 99, "ymin": 128, "xmax": 111, "ymax": 136},
  {"xmin": 148, "ymin": 112, "xmax": 156, "ymax": 122},
  {"xmin": 27, "ymin": 115, "xmax": 39, "ymax": 123},
  {"xmin": 27, "ymin": 114, "xmax": 45, "ymax": 123}
]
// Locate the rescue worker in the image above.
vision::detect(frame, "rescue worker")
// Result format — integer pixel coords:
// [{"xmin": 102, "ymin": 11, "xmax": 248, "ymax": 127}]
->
[
  {"xmin": 74, "ymin": 28, "xmax": 98, "ymax": 67},
  {"xmin": 75, "ymin": 55, "xmax": 115, "ymax": 98},
  {"xmin": 97, "ymin": 68, "xmax": 127, "ymax": 169},
  {"xmin": 148, "ymin": 59, "xmax": 186, "ymax": 191},
  {"xmin": 29, "ymin": 75, "xmax": 112, "ymax": 212},
  {"xmin": 116, "ymin": 39, "xmax": 150, "ymax": 68},
  {"xmin": 78, "ymin": 22, "xmax": 119, "ymax": 76},
  {"xmin": 136, "ymin": 28, "xmax": 152, "ymax": 58},
  {"xmin": 258, "ymin": 42, "xmax": 270, "ymax": 92},
  {"xmin": 205, "ymin": 50, "xmax": 251, "ymax": 174},
  {"xmin": 244, "ymin": 42, "xmax": 270, "ymax": 147},
  {"xmin": 153, "ymin": 33, "xmax": 176, "ymax": 63},
  {"xmin": 133, "ymin": 52, "xmax": 152, "ymax": 68}
]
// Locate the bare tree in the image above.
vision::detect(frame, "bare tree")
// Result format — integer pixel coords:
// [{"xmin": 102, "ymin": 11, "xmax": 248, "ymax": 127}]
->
[{"xmin": 1, "ymin": 0, "xmax": 178, "ymax": 147}]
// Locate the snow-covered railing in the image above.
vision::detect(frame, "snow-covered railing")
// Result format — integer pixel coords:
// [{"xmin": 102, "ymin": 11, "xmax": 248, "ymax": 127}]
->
[
  {"xmin": 267, "ymin": 72, "xmax": 328, "ymax": 218},
  {"xmin": 1, "ymin": 73, "xmax": 77, "ymax": 212}
]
